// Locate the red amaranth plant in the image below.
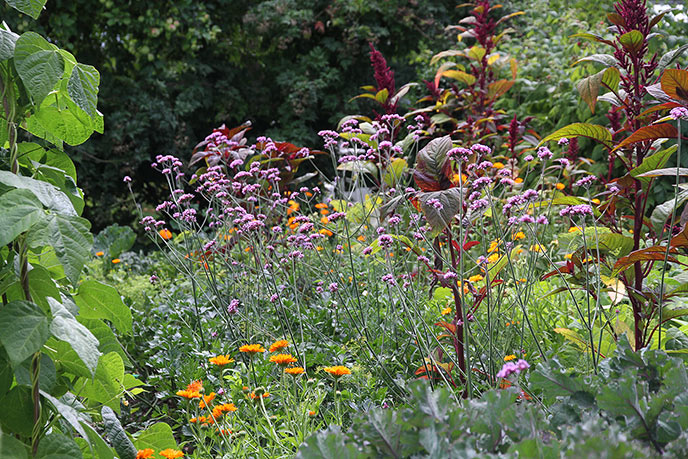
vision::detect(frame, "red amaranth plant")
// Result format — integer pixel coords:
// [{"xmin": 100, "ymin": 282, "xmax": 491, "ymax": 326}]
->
[{"xmin": 369, "ymin": 42, "xmax": 396, "ymax": 115}]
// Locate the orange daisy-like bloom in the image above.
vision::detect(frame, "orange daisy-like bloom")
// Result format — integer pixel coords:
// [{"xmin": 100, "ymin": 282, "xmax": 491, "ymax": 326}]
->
[
  {"xmin": 308, "ymin": 410, "xmax": 316, "ymax": 416},
  {"xmin": 159, "ymin": 449, "xmax": 184, "ymax": 459},
  {"xmin": 136, "ymin": 449, "xmax": 155, "ymax": 459},
  {"xmin": 269, "ymin": 339, "xmax": 289, "ymax": 352},
  {"xmin": 239, "ymin": 344, "xmax": 266, "ymax": 354},
  {"xmin": 112, "ymin": 258, "xmax": 122, "ymax": 264},
  {"xmin": 212, "ymin": 403, "xmax": 238, "ymax": 418},
  {"xmin": 199, "ymin": 392, "xmax": 216, "ymax": 409},
  {"xmin": 95, "ymin": 251, "xmax": 104, "ymax": 257},
  {"xmin": 159, "ymin": 228, "xmax": 173, "ymax": 240},
  {"xmin": 269, "ymin": 353, "xmax": 297, "ymax": 366},
  {"xmin": 249, "ymin": 391, "xmax": 270, "ymax": 400},
  {"xmin": 209, "ymin": 355, "xmax": 234, "ymax": 366},
  {"xmin": 323, "ymin": 365, "xmax": 351, "ymax": 377},
  {"xmin": 284, "ymin": 366, "xmax": 305, "ymax": 375},
  {"xmin": 216, "ymin": 428, "xmax": 232, "ymax": 435},
  {"xmin": 187, "ymin": 380, "xmax": 203, "ymax": 392},
  {"xmin": 176, "ymin": 389, "xmax": 201, "ymax": 399}
]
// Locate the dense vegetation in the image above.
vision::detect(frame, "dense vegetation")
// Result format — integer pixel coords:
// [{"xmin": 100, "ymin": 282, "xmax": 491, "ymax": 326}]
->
[{"xmin": 2, "ymin": 0, "xmax": 688, "ymax": 458}]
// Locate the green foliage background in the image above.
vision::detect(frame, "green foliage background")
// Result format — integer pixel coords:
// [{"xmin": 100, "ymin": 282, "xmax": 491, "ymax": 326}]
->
[{"xmin": 1, "ymin": 0, "xmax": 457, "ymax": 231}]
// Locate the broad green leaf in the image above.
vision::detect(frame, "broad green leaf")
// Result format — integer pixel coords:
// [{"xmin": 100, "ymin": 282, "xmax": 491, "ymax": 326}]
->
[
  {"xmin": 602, "ymin": 66, "xmax": 620, "ymax": 92},
  {"xmin": 0, "ymin": 350, "xmax": 12, "ymax": 396},
  {"xmin": 573, "ymin": 54, "xmax": 618, "ymax": 67},
  {"xmin": 618, "ymin": 30, "xmax": 644, "ymax": 54},
  {"xmin": 5, "ymin": 0, "xmax": 47, "ymax": 19},
  {"xmin": 529, "ymin": 357, "xmax": 587, "ymax": 397},
  {"xmin": 67, "ymin": 63, "xmax": 99, "ymax": 118},
  {"xmin": 0, "ymin": 170, "xmax": 75, "ymax": 216},
  {"xmin": 658, "ymin": 45, "xmax": 688, "ymax": 74},
  {"xmin": 0, "ymin": 27, "xmax": 19, "ymax": 61},
  {"xmin": 382, "ymin": 158, "xmax": 407, "ymax": 187},
  {"xmin": 78, "ymin": 318, "xmax": 130, "ymax": 365},
  {"xmin": 36, "ymin": 433, "xmax": 83, "ymax": 459},
  {"xmin": 576, "ymin": 69, "xmax": 605, "ymax": 114},
  {"xmin": 0, "ymin": 188, "xmax": 44, "ymax": 246},
  {"xmin": 13, "ymin": 32, "xmax": 64, "ymax": 105},
  {"xmin": 74, "ymin": 281, "xmax": 132, "ymax": 335},
  {"xmin": 101, "ymin": 406, "xmax": 137, "ymax": 459},
  {"xmin": 660, "ymin": 68, "xmax": 688, "ymax": 102},
  {"xmin": 538, "ymin": 123, "xmax": 612, "ymax": 148},
  {"xmin": 40, "ymin": 391, "xmax": 89, "ymax": 440},
  {"xmin": 468, "ymin": 45, "xmax": 486, "ymax": 61},
  {"xmin": 375, "ymin": 88, "xmax": 389, "ymax": 104},
  {"xmin": 32, "ymin": 99, "xmax": 95, "ymax": 146},
  {"xmin": 28, "ymin": 213, "xmax": 92, "ymax": 284},
  {"xmin": 0, "ymin": 432, "xmax": 29, "ymax": 459},
  {"xmin": 133, "ymin": 422, "xmax": 178, "ymax": 455},
  {"xmin": 630, "ymin": 145, "xmax": 677, "ymax": 183},
  {"xmin": 79, "ymin": 423, "xmax": 116, "ymax": 459},
  {"xmin": 441, "ymin": 69, "xmax": 476, "ymax": 85},
  {"xmin": 0, "ymin": 386, "xmax": 34, "ymax": 436},
  {"xmin": 79, "ymin": 353, "xmax": 124, "ymax": 411},
  {"xmin": 51, "ymin": 339, "xmax": 91, "ymax": 378},
  {"xmin": 0, "ymin": 300, "xmax": 49, "ymax": 364},
  {"xmin": 48, "ymin": 297, "xmax": 100, "ymax": 375},
  {"xmin": 613, "ymin": 124, "xmax": 678, "ymax": 152},
  {"xmin": 14, "ymin": 353, "xmax": 55, "ymax": 393},
  {"xmin": 5, "ymin": 265, "xmax": 60, "ymax": 313},
  {"xmin": 651, "ymin": 189, "xmax": 688, "ymax": 235},
  {"xmin": 636, "ymin": 168, "xmax": 688, "ymax": 179}
]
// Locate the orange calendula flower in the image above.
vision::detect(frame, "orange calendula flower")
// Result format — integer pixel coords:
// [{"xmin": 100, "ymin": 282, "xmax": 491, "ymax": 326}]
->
[
  {"xmin": 269, "ymin": 353, "xmax": 297, "ymax": 366},
  {"xmin": 214, "ymin": 403, "xmax": 237, "ymax": 415},
  {"xmin": 159, "ymin": 228, "xmax": 173, "ymax": 240},
  {"xmin": 285, "ymin": 366, "xmax": 305, "ymax": 375},
  {"xmin": 209, "ymin": 355, "xmax": 234, "ymax": 366},
  {"xmin": 159, "ymin": 449, "xmax": 184, "ymax": 458},
  {"xmin": 555, "ymin": 182, "xmax": 565, "ymax": 190},
  {"xmin": 187, "ymin": 380, "xmax": 203, "ymax": 392},
  {"xmin": 468, "ymin": 274, "xmax": 484, "ymax": 283},
  {"xmin": 176, "ymin": 389, "xmax": 201, "ymax": 399},
  {"xmin": 315, "ymin": 203, "xmax": 328, "ymax": 209},
  {"xmin": 239, "ymin": 344, "xmax": 266, "ymax": 354},
  {"xmin": 136, "ymin": 449, "xmax": 155, "ymax": 459},
  {"xmin": 514, "ymin": 177, "xmax": 524, "ymax": 184},
  {"xmin": 199, "ymin": 392, "xmax": 216, "ymax": 409},
  {"xmin": 112, "ymin": 258, "xmax": 122, "ymax": 264},
  {"xmin": 504, "ymin": 354, "xmax": 517, "ymax": 362},
  {"xmin": 319, "ymin": 229, "xmax": 334, "ymax": 237},
  {"xmin": 309, "ymin": 410, "xmax": 316, "ymax": 416},
  {"xmin": 441, "ymin": 307, "xmax": 452, "ymax": 316},
  {"xmin": 320, "ymin": 216, "xmax": 329, "ymax": 225},
  {"xmin": 249, "ymin": 391, "xmax": 270, "ymax": 400},
  {"xmin": 323, "ymin": 365, "xmax": 351, "ymax": 377},
  {"xmin": 269, "ymin": 339, "xmax": 289, "ymax": 352},
  {"xmin": 512, "ymin": 231, "xmax": 525, "ymax": 241},
  {"xmin": 492, "ymin": 162, "xmax": 505, "ymax": 169},
  {"xmin": 95, "ymin": 251, "xmax": 104, "ymax": 257}
]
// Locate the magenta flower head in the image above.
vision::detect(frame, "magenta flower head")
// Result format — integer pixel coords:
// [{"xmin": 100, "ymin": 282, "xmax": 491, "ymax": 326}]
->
[
  {"xmin": 497, "ymin": 359, "xmax": 530, "ymax": 379},
  {"xmin": 537, "ymin": 147, "xmax": 553, "ymax": 160},
  {"xmin": 123, "ymin": 175, "xmax": 132, "ymax": 183},
  {"xmin": 670, "ymin": 107, "xmax": 688, "ymax": 120}
]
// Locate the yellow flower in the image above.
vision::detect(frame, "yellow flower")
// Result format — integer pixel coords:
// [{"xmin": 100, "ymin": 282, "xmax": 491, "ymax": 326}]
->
[
  {"xmin": 492, "ymin": 162, "xmax": 505, "ymax": 169},
  {"xmin": 514, "ymin": 177, "xmax": 523, "ymax": 184},
  {"xmin": 555, "ymin": 182, "xmax": 565, "ymax": 190},
  {"xmin": 112, "ymin": 258, "xmax": 121, "ymax": 264},
  {"xmin": 159, "ymin": 228, "xmax": 173, "ymax": 240},
  {"xmin": 488, "ymin": 239, "xmax": 501, "ymax": 253},
  {"xmin": 468, "ymin": 274, "xmax": 484, "ymax": 283},
  {"xmin": 529, "ymin": 244, "xmax": 544, "ymax": 253},
  {"xmin": 441, "ymin": 306, "xmax": 452, "ymax": 316},
  {"xmin": 504, "ymin": 354, "xmax": 517, "ymax": 361},
  {"xmin": 564, "ymin": 253, "xmax": 573, "ymax": 260},
  {"xmin": 239, "ymin": 344, "xmax": 265, "ymax": 354},
  {"xmin": 95, "ymin": 251, "xmax": 104, "ymax": 257},
  {"xmin": 269, "ymin": 353, "xmax": 298, "ymax": 366},
  {"xmin": 209, "ymin": 355, "xmax": 234, "ymax": 366},
  {"xmin": 160, "ymin": 449, "xmax": 184, "ymax": 459},
  {"xmin": 269, "ymin": 339, "xmax": 289, "ymax": 352},
  {"xmin": 512, "ymin": 231, "xmax": 525, "ymax": 241},
  {"xmin": 591, "ymin": 198, "xmax": 601, "ymax": 205},
  {"xmin": 285, "ymin": 366, "xmax": 305, "ymax": 375},
  {"xmin": 487, "ymin": 253, "xmax": 500, "ymax": 264},
  {"xmin": 323, "ymin": 365, "xmax": 351, "ymax": 377},
  {"xmin": 568, "ymin": 226, "xmax": 580, "ymax": 233},
  {"xmin": 136, "ymin": 450, "xmax": 155, "ymax": 459}
]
